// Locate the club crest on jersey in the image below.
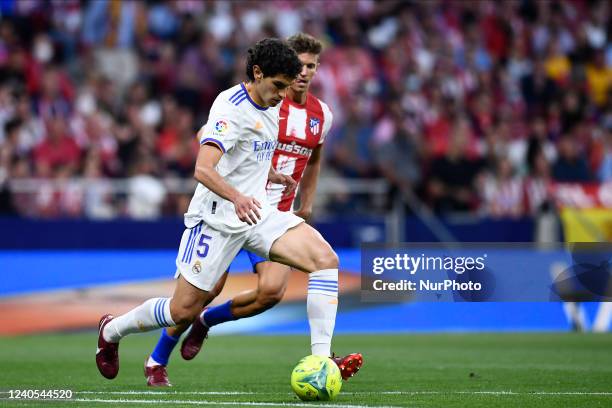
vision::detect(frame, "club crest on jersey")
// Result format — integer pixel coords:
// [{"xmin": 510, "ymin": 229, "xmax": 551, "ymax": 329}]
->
[
  {"xmin": 309, "ymin": 118, "xmax": 320, "ymax": 135},
  {"xmin": 192, "ymin": 260, "xmax": 202, "ymax": 274},
  {"xmin": 214, "ymin": 120, "xmax": 229, "ymax": 134}
]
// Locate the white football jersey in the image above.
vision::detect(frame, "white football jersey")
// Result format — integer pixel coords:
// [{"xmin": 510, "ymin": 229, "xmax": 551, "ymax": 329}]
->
[{"xmin": 185, "ymin": 83, "xmax": 280, "ymax": 233}]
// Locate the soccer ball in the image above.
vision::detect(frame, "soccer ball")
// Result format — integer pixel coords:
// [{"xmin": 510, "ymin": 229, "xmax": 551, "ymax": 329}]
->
[{"xmin": 290, "ymin": 355, "xmax": 342, "ymax": 401}]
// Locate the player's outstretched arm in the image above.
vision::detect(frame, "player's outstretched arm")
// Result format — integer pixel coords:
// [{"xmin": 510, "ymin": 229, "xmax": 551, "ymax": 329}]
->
[{"xmin": 195, "ymin": 144, "xmax": 262, "ymax": 225}]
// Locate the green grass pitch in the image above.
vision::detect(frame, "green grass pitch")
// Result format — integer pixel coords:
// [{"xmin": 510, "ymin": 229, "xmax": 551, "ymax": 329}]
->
[{"xmin": 1, "ymin": 332, "xmax": 611, "ymax": 407}]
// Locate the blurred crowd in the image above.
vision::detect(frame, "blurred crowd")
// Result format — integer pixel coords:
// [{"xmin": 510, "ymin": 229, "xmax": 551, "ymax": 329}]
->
[{"xmin": 0, "ymin": 0, "xmax": 610, "ymax": 219}]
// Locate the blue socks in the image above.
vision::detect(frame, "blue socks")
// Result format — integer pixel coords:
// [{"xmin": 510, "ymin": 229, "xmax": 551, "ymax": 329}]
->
[
  {"xmin": 150, "ymin": 328, "xmax": 179, "ymax": 366},
  {"xmin": 202, "ymin": 300, "xmax": 237, "ymax": 327}
]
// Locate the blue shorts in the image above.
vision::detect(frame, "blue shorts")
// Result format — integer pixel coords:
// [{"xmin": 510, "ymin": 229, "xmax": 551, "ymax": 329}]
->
[{"xmin": 242, "ymin": 249, "xmax": 267, "ymax": 273}]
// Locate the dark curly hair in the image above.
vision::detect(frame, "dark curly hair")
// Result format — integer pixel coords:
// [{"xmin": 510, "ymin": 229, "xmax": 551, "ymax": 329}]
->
[
  {"xmin": 287, "ymin": 33, "xmax": 323, "ymax": 56},
  {"xmin": 245, "ymin": 38, "xmax": 302, "ymax": 81}
]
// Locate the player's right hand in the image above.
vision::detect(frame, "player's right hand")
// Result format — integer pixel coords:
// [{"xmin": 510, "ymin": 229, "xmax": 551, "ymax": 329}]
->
[{"xmin": 233, "ymin": 194, "xmax": 262, "ymax": 225}]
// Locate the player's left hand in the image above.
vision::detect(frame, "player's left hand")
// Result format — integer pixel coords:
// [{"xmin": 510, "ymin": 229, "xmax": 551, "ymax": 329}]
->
[{"xmin": 270, "ymin": 173, "xmax": 297, "ymax": 197}]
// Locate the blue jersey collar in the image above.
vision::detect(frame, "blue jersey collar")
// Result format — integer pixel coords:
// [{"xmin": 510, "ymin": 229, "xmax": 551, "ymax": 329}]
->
[{"xmin": 241, "ymin": 82, "xmax": 268, "ymax": 111}]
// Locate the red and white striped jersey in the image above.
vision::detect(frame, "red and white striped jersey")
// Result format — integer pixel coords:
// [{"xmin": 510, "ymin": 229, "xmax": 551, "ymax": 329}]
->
[{"xmin": 267, "ymin": 93, "xmax": 333, "ymax": 211}]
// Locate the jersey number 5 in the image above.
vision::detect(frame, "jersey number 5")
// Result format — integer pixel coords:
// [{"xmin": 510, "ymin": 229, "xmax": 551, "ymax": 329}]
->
[{"xmin": 197, "ymin": 234, "xmax": 212, "ymax": 258}]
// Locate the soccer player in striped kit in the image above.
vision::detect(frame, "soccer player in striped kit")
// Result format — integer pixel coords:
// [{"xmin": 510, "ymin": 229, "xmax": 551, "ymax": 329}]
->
[{"xmin": 142, "ymin": 33, "xmax": 362, "ymax": 387}]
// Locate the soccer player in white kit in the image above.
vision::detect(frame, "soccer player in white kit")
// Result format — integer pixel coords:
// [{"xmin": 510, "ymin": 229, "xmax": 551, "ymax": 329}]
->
[
  {"xmin": 96, "ymin": 38, "xmax": 339, "ymax": 381},
  {"xmin": 142, "ymin": 34, "xmax": 362, "ymax": 387}
]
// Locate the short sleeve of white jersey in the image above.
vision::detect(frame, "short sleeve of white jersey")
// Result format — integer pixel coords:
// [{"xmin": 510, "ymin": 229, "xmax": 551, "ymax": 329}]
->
[
  {"xmin": 198, "ymin": 98, "xmax": 240, "ymax": 153},
  {"xmin": 319, "ymin": 101, "xmax": 333, "ymax": 144}
]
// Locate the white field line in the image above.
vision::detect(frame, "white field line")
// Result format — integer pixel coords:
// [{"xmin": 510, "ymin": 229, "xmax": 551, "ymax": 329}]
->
[
  {"xmin": 69, "ymin": 398, "xmax": 400, "ymax": 408},
  {"xmin": 2, "ymin": 390, "xmax": 611, "ymax": 398},
  {"xmin": 70, "ymin": 390, "xmax": 612, "ymax": 397},
  {"xmin": 77, "ymin": 391, "xmax": 265, "ymax": 395},
  {"xmin": 371, "ymin": 391, "xmax": 612, "ymax": 396}
]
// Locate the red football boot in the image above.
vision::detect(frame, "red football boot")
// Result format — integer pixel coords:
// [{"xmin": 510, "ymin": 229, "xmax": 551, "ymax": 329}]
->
[
  {"xmin": 180, "ymin": 314, "xmax": 209, "ymax": 360},
  {"xmin": 95, "ymin": 314, "xmax": 119, "ymax": 379},
  {"xmin": 332, "ymin": 352, "xmax": 363, "ymax": 380},
  {"xmin": 144, "ymin": 358, "xmax": 172, "ymax": 387}
]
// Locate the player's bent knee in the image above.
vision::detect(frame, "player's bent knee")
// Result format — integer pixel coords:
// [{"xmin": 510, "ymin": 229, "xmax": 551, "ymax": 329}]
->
[
  {"xmin": 257, "ymin": 288, "xmax": 284, "ymax": 308},
  {"xmin": 169, "ymin": 301, "xmax": 201, "ymax": 326},
  {"xmin": 312, "ymin": 248, "xmax": 339, "ymax": 271},
  {"xmin": 171, "ymin": 307, "xmax": 198, "ymax": 326},
  {"xmin": 256, "ymin": 279, "xmax": 286, "ymax": 308}
]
